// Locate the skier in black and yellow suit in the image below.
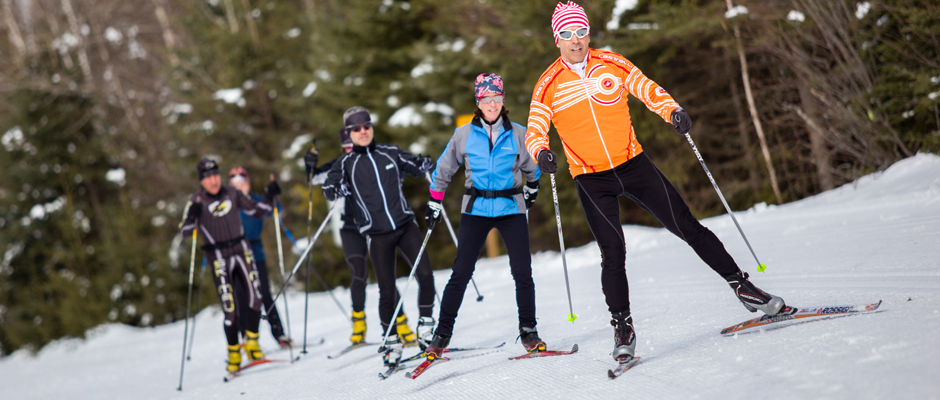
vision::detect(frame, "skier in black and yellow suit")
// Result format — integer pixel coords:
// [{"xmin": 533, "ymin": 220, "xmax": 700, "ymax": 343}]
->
[{"xmin": 179, "ymin": 158, "xmax": 281, "ymax": 373}]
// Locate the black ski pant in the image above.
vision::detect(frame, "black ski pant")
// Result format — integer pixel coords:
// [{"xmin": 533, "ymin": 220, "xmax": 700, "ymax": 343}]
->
[
  {"xmin": 208, "ymin": 243, "xmax": 263, "ymax": 346},
  {"xmin": 368, "ymin": 221, "xmax": 435, "ymax": 332},
  {"xmin": 341, "ymin": 228, "xmax": 369, "ymax": 313},
  {"xmin": 573, "ymin": 153, "xmax": 741, "ymax": 315},
  {"xmin": 436, "ymin": 213, "xmax": 536, "ymax": 337},
  {"xmin": 236, "ymin": 257, "xmax": 285, "ymax": 340}
]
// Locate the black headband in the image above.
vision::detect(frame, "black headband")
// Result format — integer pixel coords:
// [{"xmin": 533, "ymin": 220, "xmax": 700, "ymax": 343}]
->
[{"xmin": 344, "ymin": 111, "xmax": 371, "ymax": 128}]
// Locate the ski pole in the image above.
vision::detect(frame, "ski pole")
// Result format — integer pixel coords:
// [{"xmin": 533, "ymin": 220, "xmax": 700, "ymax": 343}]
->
[
  {"xmin": 377, "ymin": 227, "xmax": 434, "ymax": 353},
  {"xmin": 550, "ymin": 174, "xmax": 577, "ymax": 323},
  {"xmin": 301, "ymin": 174, "xmax": 313, "ymax": 353},
  {"xmin": 264, "ymin": 202, "xmax": 338, "ymax": 317},
  {"xmin": 270, "ymin": 184, "xmax": 294, "ymax": 362},
  {"xmin": 177, "ymin": 225, "xmax": 198, "ymax": 391},
  {"xmin": 279, "ymin": 219, "xmax": 350, "ymax": 323},
  {"xmin": 424, "ymin": 171, "xmax": 483, "ymax": 302},
  {"xmin": 185, "ymin": 257, "xmax": 207, "ymax": 361},
  {"xmin": 684, "ymin": 133, "xmax": 766, "ymax": 273}
]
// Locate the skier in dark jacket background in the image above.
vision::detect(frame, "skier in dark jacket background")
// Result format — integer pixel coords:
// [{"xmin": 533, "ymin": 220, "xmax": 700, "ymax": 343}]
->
[
  {"xmin": 322, "ymin": 106, "xmax": 436, "ymax": 368},
  {"xmin": 178, "ymin": 158, "xmax": 281, "ymax": 374},
  {"xmin": 303, "ymin": 129, "xmax": 420, "ymax": 348},
  {"xmin": 227, "ymin": 166, "xmax": 291, "ymax": 348}
]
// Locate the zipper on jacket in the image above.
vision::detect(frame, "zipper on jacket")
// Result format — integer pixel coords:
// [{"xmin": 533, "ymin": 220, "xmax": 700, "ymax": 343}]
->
[
  {"xmin": 365, "ymin": 148, "xmax": 397, "ymax": 231},
  {"xmin": 580, "ymin": 68, "xmax": 615, "ymax": 170}
]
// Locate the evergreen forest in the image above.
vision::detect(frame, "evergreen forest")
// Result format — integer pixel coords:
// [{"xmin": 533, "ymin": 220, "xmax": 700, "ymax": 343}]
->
[{"xmin": 0, "ymin": 0, "xmax": 937, "ymax": 354}]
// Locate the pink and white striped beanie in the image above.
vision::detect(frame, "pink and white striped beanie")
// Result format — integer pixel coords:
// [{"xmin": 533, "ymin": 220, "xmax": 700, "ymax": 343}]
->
[{"xmin": 551, "ymin": 1, "xmax": 590, "ymax": 44}]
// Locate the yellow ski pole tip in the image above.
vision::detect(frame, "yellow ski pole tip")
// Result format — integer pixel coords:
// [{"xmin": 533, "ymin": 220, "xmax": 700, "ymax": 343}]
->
[
  {"xmin": 567, "ymin": 314, "xmax": 578, "ymax": 322},
  {"xmin": 757, "ymin": 263, "xmax": 767, "ymax": 273}
]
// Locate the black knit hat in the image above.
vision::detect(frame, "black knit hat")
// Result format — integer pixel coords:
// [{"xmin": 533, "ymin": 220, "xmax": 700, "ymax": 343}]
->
[
  {"xmin": 338, "ymin": 127, "xmax": 352, "ymax": 149},
  {"xmin": 197, "ymin": 158, "xmax": 220, "ymax": 180}
]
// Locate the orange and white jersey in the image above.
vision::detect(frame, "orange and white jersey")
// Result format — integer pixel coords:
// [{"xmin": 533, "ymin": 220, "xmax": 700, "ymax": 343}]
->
[{"xmin": 525, "ymin": 48, "xmax": 680, "ymax": 177}]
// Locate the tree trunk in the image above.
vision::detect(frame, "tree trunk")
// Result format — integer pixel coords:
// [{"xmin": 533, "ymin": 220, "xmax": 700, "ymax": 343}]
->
[
  {"xmin": 797, "ymin": 79, "xmax": 834, "ymax": 191},
  {"xmin": 725, "ymin": 0, "xmax": 783, "ymax": 204}
]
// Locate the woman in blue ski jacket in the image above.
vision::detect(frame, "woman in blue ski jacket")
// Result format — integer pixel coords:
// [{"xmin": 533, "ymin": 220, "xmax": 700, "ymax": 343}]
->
[{"xmin": 423, "ymin": 73, "xmax": 546, "ymax": 358}]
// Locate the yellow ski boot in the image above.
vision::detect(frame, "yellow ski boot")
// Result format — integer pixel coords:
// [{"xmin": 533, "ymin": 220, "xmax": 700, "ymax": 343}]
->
[
  {"xmin": 227, "ymin": 344, "xmax": 242, "ymax": 373},
  {"xmin": 396, "ymin": 313, "xmax": 417, "ymax": 347},
  {"xmin": 350, "ymin": 310, "xmax": 367, "ymax": 344},
  {"xmin": 244, "ymin": 331, "xmax": 266, "ymax": 361}
]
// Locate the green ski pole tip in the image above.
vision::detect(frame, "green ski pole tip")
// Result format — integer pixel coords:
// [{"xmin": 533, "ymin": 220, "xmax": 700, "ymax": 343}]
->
[
  {"xmin": 567, "ymin": 314, "xmax": 578, "ymax": 322},
  {"xmin": 757, "ymin": 263, "xmax": 767, "ymax": 273}
]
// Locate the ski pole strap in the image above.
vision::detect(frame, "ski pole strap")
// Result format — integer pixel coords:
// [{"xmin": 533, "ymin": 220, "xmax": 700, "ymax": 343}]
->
[
  {"xmin": 200, "ymin": 235, "xmax": 246, "ymax": 252},
  {"xmin": 464, "ymin": 187, "xmax": 521, "ymax": 213}
]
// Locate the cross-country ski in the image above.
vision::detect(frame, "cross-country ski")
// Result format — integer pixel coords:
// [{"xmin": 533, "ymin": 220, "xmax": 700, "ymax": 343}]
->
[
  {"xmin": 608, "ymin": 357, "xmax": 642, "ymax": 379},
  {"xmin": 507, "ymin": 344, "xmax": 579, "ymax": 360},
  {"xmin": 223, "ymin": 359, "xmax": 289, "ymax": 382},
  {"xmin": 720, "ymin": 301, "xmax": 883, "ymax": 335}
]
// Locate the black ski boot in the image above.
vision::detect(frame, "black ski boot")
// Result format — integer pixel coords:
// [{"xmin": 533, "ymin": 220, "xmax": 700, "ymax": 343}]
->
[
  {"xmin": 726, "ymin": 272, "xmax": 786, "ymax": 316},
  {"xmin": 425, "ymin": 333, "xmax": 450, "ymax": 361},
  {"xmin": 519, "ymin": 327, "xmax": 547, "ymax": 353},
  {"xmin": 611, "ymin": 311, "xmax": 636, "ymax": 363}
]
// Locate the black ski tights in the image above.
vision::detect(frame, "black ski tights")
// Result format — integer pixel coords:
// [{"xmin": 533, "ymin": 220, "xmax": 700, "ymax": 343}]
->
[
  {"xmin": 236, "ymin": 258, "xmax": 285, "ymax": 339},
  {"xmin": 574, "ymin": 153, "xmax": 740, "ymax": 314},
  {"xmin": 436, "ymin": 213, "xmax": 535, "ymax": 337},
  {"xmin": 369, "ymin": 221, "xmax": 435, "ymax": 332},
  {"xmin": 209, "ymin": 245, "xmax": 263, "ymax": 346},
  {"xmin": 341, "ymin": 228, "xmax": 369, "ymax": 312}
]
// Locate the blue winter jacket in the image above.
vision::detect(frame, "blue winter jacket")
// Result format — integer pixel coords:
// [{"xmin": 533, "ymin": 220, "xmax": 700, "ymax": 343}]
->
[
  {"xmin": 239, "ymin": 193, "xmax": 281, "ymax": 262},
  {"xmin": 430, "ymin": 116, "xmax": 540, "ymax": 218}
]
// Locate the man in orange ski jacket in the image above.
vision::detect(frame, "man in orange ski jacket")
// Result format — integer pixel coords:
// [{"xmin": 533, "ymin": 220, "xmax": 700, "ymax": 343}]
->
[{"xmin": 525, "ymin": 1, "xmax": 786, "ymax": 364}]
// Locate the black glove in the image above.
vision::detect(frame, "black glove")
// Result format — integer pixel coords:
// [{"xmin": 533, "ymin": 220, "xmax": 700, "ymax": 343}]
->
[
  {"xmin": 425, "ymin": 198, "xmax": 443, "ymax": 230},
  {"xmin": 417, "ymin": 155, "xmax": 435, "ymax": 173},
  {"xmin": 522, "ymin": 180, "xmax": 539, "ymax": 209},
  {"xmin": 536, "ymin": 149, "xmax": 557, "ymax": 174},
  {"xmin": 304, "ymin": 148, "xmax": 319, "ymax": 178},
  {"xmin": 324, "ymin": 183, "xmax": 352, "ymax": 200},
  {"xmin": 186, "ymin": 199, "xmax": 202, "ymax": 221},
  {"xmin": 265, "ymin": 180, "xmax": 281, "ymax": 197},
  {"xmin": 671, "ymin": 108, "xmax": 691, "ymax": 135}
]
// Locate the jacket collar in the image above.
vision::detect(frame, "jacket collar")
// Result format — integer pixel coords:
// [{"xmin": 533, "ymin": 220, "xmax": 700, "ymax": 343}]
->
[
  {"xmin": 559, "ymin": 49, "xmax": 593, "ymax": 71},
  {"xmin": 202, "ymin": 185, "xmax": 226, "ymax": 200},
  {"xmin": 352, "ymin": 140, "xmax": 376, "ymax": 153},
  {"xmin": 472, "ymin": 115, "xmax": 513, "ymax": 133}
]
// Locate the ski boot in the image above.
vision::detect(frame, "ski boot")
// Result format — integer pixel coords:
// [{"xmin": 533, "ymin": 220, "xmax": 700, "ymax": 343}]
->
[
  {"xmin": 276, "ymin": 335, "xmax": 293, "ymax": 349},
  {"xmin": 227, "ymin": 344, "xmax": 242, "ymax": 373},
  {"xmin": 396, "ymin": 313, "xmax": 417, "ymax": 347},
  {"xmin": 519, "ymin": 326, "xmax": 547, "ymax": 353},
  {"xmin": 382, "ymin": 334, "xmax": 403, "ymax": 367},
  {"xmin": 611, "ymin": 311, "xmax": 636, "ymax": 363},
  {"xmin": 726, "ymin": 272, "xmax": 786, "ymax": 316},
  {"xmin": 244, "ymin": 331, "xmax": 266, "ymax": 361},
  {"xmin": 425, "ymin": 333, "xmax": 450, "ymax": 361},
  {"xmin": 350, "ymin": 310, "xmax": 367, "ymax": 344},
  {"xmin": 416, "ymin": 316, "xmax": 435, "ymax": 350}
]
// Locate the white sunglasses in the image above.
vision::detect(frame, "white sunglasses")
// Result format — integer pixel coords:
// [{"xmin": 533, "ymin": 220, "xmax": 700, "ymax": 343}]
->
[
  {"xmin": 556, "ymin": 27, "xmax": 590, "ymax": 40},
  {"xmin": 479, "ymin": 95, "xmax": 504, "ymax": 105}
]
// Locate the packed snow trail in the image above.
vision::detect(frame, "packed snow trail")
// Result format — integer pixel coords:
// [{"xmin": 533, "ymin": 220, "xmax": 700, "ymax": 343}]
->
[{"xmin": 1, "ymin": 153, "xmax": 939, "ymax": 399}]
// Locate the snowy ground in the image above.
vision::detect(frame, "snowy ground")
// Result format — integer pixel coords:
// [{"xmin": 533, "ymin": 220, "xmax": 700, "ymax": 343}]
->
[{"xmin": 3, "ymin": 153, "xmax": 939, "ymax": 400}]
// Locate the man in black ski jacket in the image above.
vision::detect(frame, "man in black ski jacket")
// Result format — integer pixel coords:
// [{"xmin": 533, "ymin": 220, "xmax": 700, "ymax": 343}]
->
[
  {"xmin": 322, "ymin": 106, "xmax": 436, "ymax": 368},
  {"xmin": 179, "ymin": 158, "xmax": 281, "ymax": 374}
]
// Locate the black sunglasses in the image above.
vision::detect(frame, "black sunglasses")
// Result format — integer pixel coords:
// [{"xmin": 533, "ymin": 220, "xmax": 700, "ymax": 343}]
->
[{"xmin": 347, "ymin": 123, "xmax": 373, "ymax": 133}]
